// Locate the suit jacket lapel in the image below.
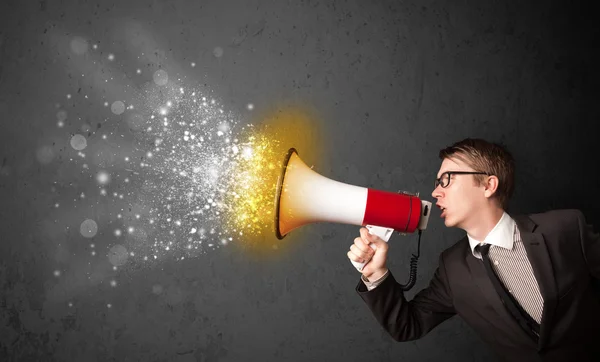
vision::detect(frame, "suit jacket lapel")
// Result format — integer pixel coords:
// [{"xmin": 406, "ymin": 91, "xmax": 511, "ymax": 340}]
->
[
  {"xmin": 464, "ymin": 239, "xmax": 536, "ymax": 344},
  {"xmin": 513, "ymin": 214, "xmax": 558, "ymax": 349}
]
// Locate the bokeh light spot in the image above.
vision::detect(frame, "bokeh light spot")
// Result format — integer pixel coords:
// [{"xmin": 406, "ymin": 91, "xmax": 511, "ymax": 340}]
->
[
  {"xmin": 70, "ymin": 134, "xmax": 87, "ymax": 150},
  {"xmin": 80, "ymin": 219, "xmax": 98, "ymax": 238},
  {"xmin": 70, "ymin": 37, "xmax": 89, "ymax": 55},
  {"xmin": 36, "ymin": 146, "xmax": 55, "ymax": 164},
  {"xmin": 108, "ymin": 245, "xmax": 128, "ymax": 266},
  {"xmin": 213, "ymin": 47, "xmax": 223, "ymax": 58},
  {"xmin": 111, "ymin": 101, "xmax": 125, "ymax": 115},
  {"xmin": 153, "ymin": 70, "xmax": 168, "ymax": 86}
]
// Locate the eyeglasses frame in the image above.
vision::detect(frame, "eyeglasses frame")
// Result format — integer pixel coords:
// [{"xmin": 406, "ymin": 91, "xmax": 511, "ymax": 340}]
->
[{"xmin": 434, "ymin": 171, "xmax": 490, "ymax": 189}]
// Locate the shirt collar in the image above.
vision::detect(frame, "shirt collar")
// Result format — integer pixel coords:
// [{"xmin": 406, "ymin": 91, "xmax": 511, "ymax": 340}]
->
[{"xmin": 468, "ymin": 211, "xmax": 516, "ymax": 259}]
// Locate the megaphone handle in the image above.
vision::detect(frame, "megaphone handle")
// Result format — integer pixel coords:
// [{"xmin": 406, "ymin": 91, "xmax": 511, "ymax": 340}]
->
[{"xmin": 351, "ymin": 225, "xmax": 393, "ymax": 272}]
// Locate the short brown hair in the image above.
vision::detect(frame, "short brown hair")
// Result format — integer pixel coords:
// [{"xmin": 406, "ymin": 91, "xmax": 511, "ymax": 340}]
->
[{"xmin": 439, "ymin": 138, "xmax": 515, "ymax": 209}]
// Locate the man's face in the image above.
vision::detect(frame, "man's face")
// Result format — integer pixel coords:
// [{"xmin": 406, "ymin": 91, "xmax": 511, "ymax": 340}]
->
[{"xmin": 431, "ymin": 157, "xmax": 487, "ymax": 229}]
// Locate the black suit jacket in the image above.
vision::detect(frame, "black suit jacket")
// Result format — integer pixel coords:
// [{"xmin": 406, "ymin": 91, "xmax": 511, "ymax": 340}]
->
[{"xmin": 357, "ymin": 209, "xmax": 600, "ymax": 361}]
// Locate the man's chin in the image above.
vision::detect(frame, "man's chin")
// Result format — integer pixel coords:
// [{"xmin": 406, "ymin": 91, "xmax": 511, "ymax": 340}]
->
[{"xmin": 444, "ymin": 218, "xmax": 456, "ymax": 228}]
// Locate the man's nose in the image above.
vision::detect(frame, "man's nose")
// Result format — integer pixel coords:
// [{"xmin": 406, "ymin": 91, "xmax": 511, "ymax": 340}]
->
[{"xmin": 431, "ymin": 186, "xmax": 442, "ymax": 199}]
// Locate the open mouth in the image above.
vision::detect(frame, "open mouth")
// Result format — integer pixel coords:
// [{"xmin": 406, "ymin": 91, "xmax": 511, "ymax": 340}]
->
[{"xmin": 438, "ymin": 205, "xmax": 446, "ymax": 217}]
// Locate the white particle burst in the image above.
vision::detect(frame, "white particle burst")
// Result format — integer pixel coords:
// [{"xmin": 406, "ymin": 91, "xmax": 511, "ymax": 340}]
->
[{"xmin": 242, "ymin": 147, "xmax": 253, "ymax": 159}]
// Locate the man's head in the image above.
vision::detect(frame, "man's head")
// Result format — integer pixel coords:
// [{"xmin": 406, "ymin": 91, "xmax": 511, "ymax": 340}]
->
[{"xmin": 431, "ymin": 138, "xmax": 515, "ymax": 229}]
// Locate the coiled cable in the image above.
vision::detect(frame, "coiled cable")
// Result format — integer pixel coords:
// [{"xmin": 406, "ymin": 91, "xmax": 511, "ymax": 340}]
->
[{"xmin": 398, "ymin": 229, "xmax": 422, "ymax": 291}]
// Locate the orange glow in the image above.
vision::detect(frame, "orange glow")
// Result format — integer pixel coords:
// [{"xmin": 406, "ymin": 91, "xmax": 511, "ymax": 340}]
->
[{"xmin": 222, "ymin": 104, "xmax": 325, "ymax": 257}]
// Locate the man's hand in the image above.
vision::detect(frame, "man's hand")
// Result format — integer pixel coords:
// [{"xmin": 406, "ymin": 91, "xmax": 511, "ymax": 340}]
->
[{"xmin": 347, "ymin": 227, "xmax": 389, "ymax": 281}]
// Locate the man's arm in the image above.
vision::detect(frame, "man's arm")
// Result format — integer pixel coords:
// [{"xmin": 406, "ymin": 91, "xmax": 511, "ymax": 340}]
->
[
  {"xmin": 356, "ymin": 253, "xmax": 456, "ymax": 341},
  {"xmin": 577, "ymin": 210, "xmax": 600, "ymax": 279}
]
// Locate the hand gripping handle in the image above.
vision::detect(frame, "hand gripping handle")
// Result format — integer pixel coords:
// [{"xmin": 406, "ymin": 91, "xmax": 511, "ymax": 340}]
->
[{"xmin": 350, "ymin": 225, "xmax": 394, "ymax": 272}]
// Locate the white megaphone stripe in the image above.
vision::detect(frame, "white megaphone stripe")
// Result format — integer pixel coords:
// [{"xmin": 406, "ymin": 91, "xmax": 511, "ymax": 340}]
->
[{"xmin": 274, "ymin": 148, "xmax": 432, "ymax": 272}]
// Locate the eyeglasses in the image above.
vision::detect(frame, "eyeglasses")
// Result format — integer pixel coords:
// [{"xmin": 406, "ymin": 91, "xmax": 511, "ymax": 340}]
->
[{"xmin": 434, "ymin": 171, "xmax": 490, "ymax": 189}]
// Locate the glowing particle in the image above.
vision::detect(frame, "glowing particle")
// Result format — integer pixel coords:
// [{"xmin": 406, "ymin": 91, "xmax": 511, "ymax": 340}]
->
[
  {"xmin": 232, "ymin": 145, "xmax": 239, "ymax": 154},
  {"xmin": 110, "ymin": 280, "xmax": 117, "ymax": 287},
  {"xmin": 104, "ymin": 102, "xmax": 109, "ymax": 107},
  {"xmin": 242, "ymin": 147, "xmax": 253, "ymax": 159},
  {"xmin": 108, "ymin": 54, "xmax": 114, "ymax": 61},
  {"xmin": 100, "ymin": 189, "xmax": 107, "ymax": 196},
  {"xmin": 125, "ymin": 157, "xmax": 130, "ymax": 162},
  {"xmin": 93, "ymin": 44, "xmax": 98, "ymax": 50},
  {"xmin": 217, "ymin": 131, "xmax": 223, "ymax": 136},
  {"xmin": 96, "ymin": 170, "xmax": 111, "ymax": 185},
  {"xmin": 54, "ymin": 203, "xmax": 59, "ymax": 208},
  {"xmin": 114, "ymin": 229, "xmax": 122, "ymax": 236},
  {"xmin": 68, "ymin": 302, "xmax": 73, "ymax": 307},
  {"xmin": 153, "ymin": 69, "xmax": 168, "ymax": 86},
  {"xmin": 175, "ymin": 220, "xmax": 181, "ymax": 226},
  {"xmin": 136, "ymin": 69, "xmax": 141, "ymax": 74},
  {"xmin": 54, "ymin": 270, "xmax": 61, "ymax": 277},
  {"xmin": 67, "ymin": 94, "xmax": 72, "ymax": 99},
  {"xmin": 247, "ymin": 103, "xmax": 254, "ymax": 110},
  {"xmin": 107, "ymin": 303, "xmax": 112, "ymax": 308},
  {"xmin": 57, "ymin": 121, "xmax": 64, "ymax": 128},
  {"xmin": 80, "ymin": 219, "xmax": 98, "ymax": 238},
  {"xmin": 191, "ymin": 62, "xmax": 196, "ymax": 67},
  {"xmin": 70, "ymin": 134, "xmax": 87, "ymax": 150},
  {"xmin": 127, "ymin": 226, "xmax": 134, "ymax": 233},
  {"xmin": 111, "ymin": 101, "xmax": 125, "ymax": 115}
]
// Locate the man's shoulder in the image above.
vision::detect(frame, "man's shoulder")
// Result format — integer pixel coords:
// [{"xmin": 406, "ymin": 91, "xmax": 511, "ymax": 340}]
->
[
  {"xmin": 525, "ymin": 208, "xmax": 583, "ymax": 220},
  {"xmin": 518, "ymin": 208, "xmax": 584, "ymax": 227}
]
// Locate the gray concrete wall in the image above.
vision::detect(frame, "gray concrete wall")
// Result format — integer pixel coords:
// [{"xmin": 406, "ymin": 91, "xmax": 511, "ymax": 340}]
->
[{"xmin": 1, "ymin": 0, "xmax": 598, "ymax": 361}]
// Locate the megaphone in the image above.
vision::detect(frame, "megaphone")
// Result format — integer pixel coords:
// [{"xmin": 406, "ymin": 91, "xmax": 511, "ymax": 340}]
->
[{"xmin": 274, "ymin": 148, "xmax": 432, "ymax": 283}]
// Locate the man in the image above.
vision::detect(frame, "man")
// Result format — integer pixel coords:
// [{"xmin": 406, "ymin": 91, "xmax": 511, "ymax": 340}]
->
[{"xmin": 347, "ymin": 138, "xmax": 600, "ymax": 361}]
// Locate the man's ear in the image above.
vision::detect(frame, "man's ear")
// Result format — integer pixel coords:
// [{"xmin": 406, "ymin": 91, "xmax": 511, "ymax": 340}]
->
[{"xmin": 483, "ymin": 176, "xmax": 499, "ymax": 198}]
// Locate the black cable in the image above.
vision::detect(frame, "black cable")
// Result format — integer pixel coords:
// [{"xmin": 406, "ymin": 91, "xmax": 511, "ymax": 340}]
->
[{"xmin": 398, "ymin": 229, "xmax": 422, "ymax": 291}]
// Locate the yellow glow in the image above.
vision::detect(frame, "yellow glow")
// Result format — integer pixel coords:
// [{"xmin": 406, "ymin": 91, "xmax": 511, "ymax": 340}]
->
[{"xmin": 222, "ymin": 105, "xmax": 325, "ymax": 256}]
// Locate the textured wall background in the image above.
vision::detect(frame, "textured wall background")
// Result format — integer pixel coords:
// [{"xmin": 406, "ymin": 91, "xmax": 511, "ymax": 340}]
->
[{"xmin": 1, "ymin": 0, "xmax": 598, "ymax": 361}]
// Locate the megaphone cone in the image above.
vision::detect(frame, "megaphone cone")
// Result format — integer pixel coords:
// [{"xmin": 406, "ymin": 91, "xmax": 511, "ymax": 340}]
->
[{"xmin": 274, "ymin": 148, "xmax": 432, "ymax": 240}]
